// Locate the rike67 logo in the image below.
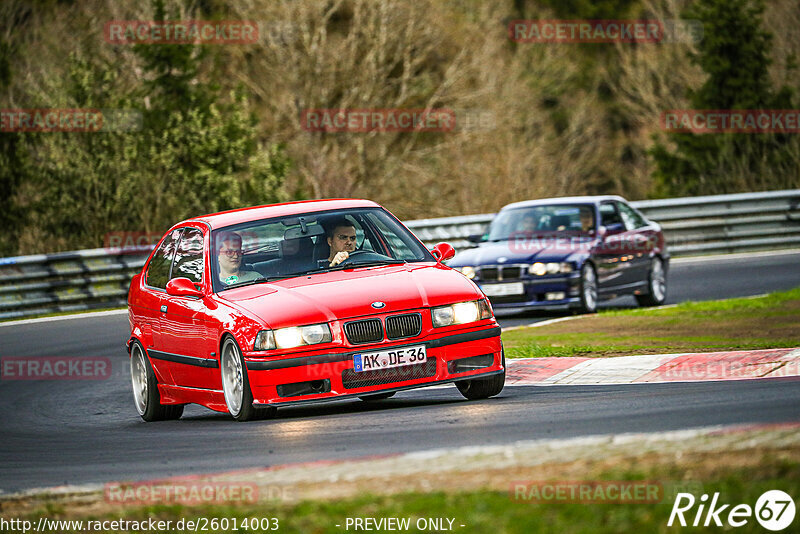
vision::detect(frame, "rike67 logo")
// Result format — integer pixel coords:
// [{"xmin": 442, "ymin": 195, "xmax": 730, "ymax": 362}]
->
[{"xmin": 668, "ymin": 490, "xmax": 796, "ymax": 531}]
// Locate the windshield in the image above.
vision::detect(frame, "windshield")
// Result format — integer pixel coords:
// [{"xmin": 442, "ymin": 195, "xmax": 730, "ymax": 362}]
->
[
  {"xmin": 210, "ymin": 207, "xmax": 434, "ymax": 292},
  {"xmin": 487, "ymin": 204, "xmax": 596, "ymax": 241}
]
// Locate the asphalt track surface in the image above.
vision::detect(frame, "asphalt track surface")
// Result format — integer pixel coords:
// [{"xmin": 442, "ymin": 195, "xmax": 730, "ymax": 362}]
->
[{"xmin": 1, "ymin": 251, "xmax": 799, "ymax": 493}]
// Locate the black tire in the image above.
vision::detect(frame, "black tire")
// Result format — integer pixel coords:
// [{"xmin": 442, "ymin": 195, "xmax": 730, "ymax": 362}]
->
[
  {"xmin": 220, "ymin": 336, "xmax": 276, "ymax": 422},
  {"xmin": 359, "ymin": 392, "xmax": 396, "ymax": 401},
  {"xmin": 635, "ymin": 256, "xmax": 667, "ymax": 307},
  {"xmin": 130, "ymin": 341, "xmax": 184, "ymax": 422},
  {"xmin": 455, "ymin": 370, "xmax": 505, "ymax": 400},
  {"xmin": 578, "ymin": 262, "xmax": 598, "ymax": 314}
]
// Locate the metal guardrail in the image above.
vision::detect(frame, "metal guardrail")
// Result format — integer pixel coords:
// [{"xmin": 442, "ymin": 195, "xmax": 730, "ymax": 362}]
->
[{"xmin": 1, "ymin": 190, "xmax": 798, "ymax": 320}]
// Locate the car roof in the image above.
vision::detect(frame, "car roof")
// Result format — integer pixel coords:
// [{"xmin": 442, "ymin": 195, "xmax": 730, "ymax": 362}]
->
[
  {"xmin": 500, "ymin": 195, "xmax": 627, "ymax": 211},
  {"xmin": 182, "ymin": 199, "xmax": 382, "ymax": 230}
]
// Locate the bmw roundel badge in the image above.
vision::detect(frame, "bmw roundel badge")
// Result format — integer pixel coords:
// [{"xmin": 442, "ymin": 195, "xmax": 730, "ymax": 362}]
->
[{"xmin": 371, "ymin": 301, "xmax": 386, "ymax": 309}]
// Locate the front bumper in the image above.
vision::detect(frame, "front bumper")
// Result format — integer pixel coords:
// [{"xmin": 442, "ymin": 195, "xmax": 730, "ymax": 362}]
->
[
  {"xmin": 244, "ymin": 325, "xmax": 503, "ymax": 406},
  {"xmin": 478, "ymin": 273, "xmax": 581, "ymax": 310}
]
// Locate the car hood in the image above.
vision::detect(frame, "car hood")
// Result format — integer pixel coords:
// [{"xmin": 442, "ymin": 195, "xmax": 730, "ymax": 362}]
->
[
  {"xmin": 450, "ymin": 238, "xmax": 595, "ymax": 266},
  {"xmin": 217, "ymin": 263, "xmax": 481, "ymax": 329}
]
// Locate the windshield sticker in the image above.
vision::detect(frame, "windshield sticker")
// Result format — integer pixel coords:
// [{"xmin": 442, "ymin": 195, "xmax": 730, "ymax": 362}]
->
[{"xmin": 224, "ymin": 275, "xmax": 239, "ymax": 284}]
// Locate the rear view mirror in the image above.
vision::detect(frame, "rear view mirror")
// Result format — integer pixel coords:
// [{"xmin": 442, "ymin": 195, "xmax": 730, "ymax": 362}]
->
[
  {"xmin": 284, "ymin": 224, "xmax": 325, "ymax": 240},
  {"xmin": 467, "ymin": 234, "xmax": 485, "ymax": 244}
]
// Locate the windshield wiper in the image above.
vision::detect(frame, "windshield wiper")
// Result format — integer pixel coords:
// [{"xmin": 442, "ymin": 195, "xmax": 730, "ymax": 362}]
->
[
  {"xmin": 221, "ymin": 278, "xmax": 268, "ymax": 289},
  {"xmin": 329, "ymin": 259, "xmax": 408, "ymax": 271},
  {"xmin": 299, "ymin": 259, "xmax": 408, "ymax": 275},
  {"xmin": 221, "ymin": 274, "xmax": 298, "ymax": 289}
]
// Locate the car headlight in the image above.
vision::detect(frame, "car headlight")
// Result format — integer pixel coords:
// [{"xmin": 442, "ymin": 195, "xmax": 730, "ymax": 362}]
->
[
  {"xmin": 459, "ymin": 266, "xmax": 476, "ymax": 279},
  {"xmin": 529, "ymin": 262, "xmax": 547, "ymax": 276},
  {"xmin": 431, "ymin": 299, "xmax": 492, "ymax": 327},
  {"xmin": 254, "ymin": 323, "xmax": 332, "ymax": 350},
  {"xmin": 528, "ymin": 262, "xmax": 573, "ymax": 275}
]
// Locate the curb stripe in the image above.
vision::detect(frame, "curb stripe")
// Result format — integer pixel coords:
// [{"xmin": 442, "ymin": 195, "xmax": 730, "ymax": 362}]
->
[{"xmin": 506, "ymin": 348, "xmax": 800, "ymax": 385}]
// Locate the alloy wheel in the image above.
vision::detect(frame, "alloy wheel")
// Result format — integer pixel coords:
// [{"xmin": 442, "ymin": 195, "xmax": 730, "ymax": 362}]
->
[
  {"xmin": 582, "ymin": 264, "xmax": 598, "ymax": 312},
  {"xmin": 221, "ymin": 339, "xmax": 244, "ymax": 416},
  {"xmin": 650, "ymin": 258, "xmax": 666, "ymax": 302},
  {"xmin": 130, "ymin": 344, "xmax": 149, "ymax": 416}
]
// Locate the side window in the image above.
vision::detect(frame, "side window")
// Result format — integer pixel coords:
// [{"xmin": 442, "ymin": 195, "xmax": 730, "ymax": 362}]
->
[
  {"xmin": 617, "ymin": 202, "xmax": 648, "ymax": 230},
  {"xmin": 599, "ymin": 203, "xmax": 623, "ymax": 227},
  {"xmin": 146, "ymin": 229, "xmax": 182, "ymax": 289},
  {"xmin": 343, "ymin": 217, "xmax": 374, "ymax": 252},
  {"xmin": 171, "ymin": 227, "xmax": 205, "ymax": 286},
  {"xmin": 365, "ymin": 212, "xmax": 417, "ymax": 260}
]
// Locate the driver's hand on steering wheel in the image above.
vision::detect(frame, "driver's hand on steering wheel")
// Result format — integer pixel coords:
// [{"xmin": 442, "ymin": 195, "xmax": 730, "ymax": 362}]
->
[{"xmin": 329, "ymin": 251, "xmax": 350, "ymax": 267}]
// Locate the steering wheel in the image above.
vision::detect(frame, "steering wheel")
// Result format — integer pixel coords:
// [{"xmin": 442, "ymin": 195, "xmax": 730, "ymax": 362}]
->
[{"xmin": 338, "ymin": 249, "xmax": 371, "ymax": 265}]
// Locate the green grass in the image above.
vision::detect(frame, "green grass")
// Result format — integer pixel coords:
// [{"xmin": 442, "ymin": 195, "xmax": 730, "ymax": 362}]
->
[
  {"xmin": 502, "ymin": 287, "xmax": 800, "ymax": 358},
  {"xmin": 600, "ymin": 287, "xmax": 800, "ymax": 317},
  {"xmin": 11, "ymin": 457, "xmax": 798, "ymax": 533}
]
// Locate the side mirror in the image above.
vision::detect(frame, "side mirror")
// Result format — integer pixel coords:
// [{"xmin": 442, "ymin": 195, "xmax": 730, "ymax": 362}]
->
[
  {"xmin": 166, "ymin": 277, "xmax": 203, "ymax": 298},
  {"xmin": 467, "ymin": 234, "xmax": 485, "ymax": 244},
  {"xmin": 431, "ymin": 242, "xmax": 456, "ymax": 263},
  {"xmin": 599, "ymin": 223, "xmax": 624, "ymax": 238}
]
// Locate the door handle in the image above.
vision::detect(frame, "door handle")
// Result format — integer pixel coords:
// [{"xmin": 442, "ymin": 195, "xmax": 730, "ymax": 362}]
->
[{"xmin": 160, "ymin": 305, "xmax": 168, "ymax": 313}]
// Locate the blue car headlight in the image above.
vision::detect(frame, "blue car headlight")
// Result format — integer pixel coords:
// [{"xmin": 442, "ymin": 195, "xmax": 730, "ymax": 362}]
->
[
  {"xmin": 459, "ymin": 266, "xmax": 476, "ymax": 279},
  {"xmin": 528, "ymin": 262, "xmax": 573, "ymax": 275}
]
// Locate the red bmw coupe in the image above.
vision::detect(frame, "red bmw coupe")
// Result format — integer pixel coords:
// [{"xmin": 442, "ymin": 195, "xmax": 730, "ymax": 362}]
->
[{"xmin": 127, "ymin": 199, "xmax": 505, "ymax": 421}]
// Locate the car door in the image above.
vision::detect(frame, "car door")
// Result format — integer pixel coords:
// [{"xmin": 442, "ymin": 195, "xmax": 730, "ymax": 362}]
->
[
  {"xmin": 616, "ymin": 201, "xmax": 653, "ymax": 290},
  {"xmin": 594, "ymin": 202, "xmax": 629, "ymax": 291},
  {"xmin": 141, "ymin": 227, "xmax": 184, "ymax": 385},
  {"xmin": 158, "ymin": 226, "xmax": 220, "ymax": 390}
]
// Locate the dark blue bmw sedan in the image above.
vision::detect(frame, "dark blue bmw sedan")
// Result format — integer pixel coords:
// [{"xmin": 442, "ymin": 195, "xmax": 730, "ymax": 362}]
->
[{"xmin": 448, "ymin": 196, "xmax": 669, "ymax": 313}]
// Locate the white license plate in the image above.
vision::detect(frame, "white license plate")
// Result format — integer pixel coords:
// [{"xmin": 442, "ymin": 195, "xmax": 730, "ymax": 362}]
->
[
  {"xmin": 481, "ymin": 282, "xmax": 524, "ymax": 297},
  {"xmin": 353, "ymin": 345, "xmax": 427, "ymax": 372}
]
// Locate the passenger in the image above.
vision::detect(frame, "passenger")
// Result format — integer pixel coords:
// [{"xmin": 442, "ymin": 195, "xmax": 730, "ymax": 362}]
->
[
  {"xmin": 580, "ymin": 208, "xmax": 595, "ymax": 232},
  {"xmin": 217, "ymin": 232, "xmax": 260, "ymax": 285},
  {"xmin": 326, "ymin": 218, "xmax": 358, "ymax": 267}
]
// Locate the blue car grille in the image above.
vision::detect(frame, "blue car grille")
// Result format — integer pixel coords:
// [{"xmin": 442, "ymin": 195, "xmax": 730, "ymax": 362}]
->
[{"xmin": 479, "ymin": 265, "xmax": 525, "ymax": 281}]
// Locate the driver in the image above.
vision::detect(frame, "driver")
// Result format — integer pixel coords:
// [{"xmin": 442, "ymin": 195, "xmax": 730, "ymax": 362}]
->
[
  {"xmin": 217, "ymin": 232, "xmax": 260, "ymax": 285},
  {"xmin": 326, "ymin": 218, "xmax": 358, "ymax": 267},
  {"xmin": 517, "ymin": 213, "xmax": 536, "ymax": 233}
]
